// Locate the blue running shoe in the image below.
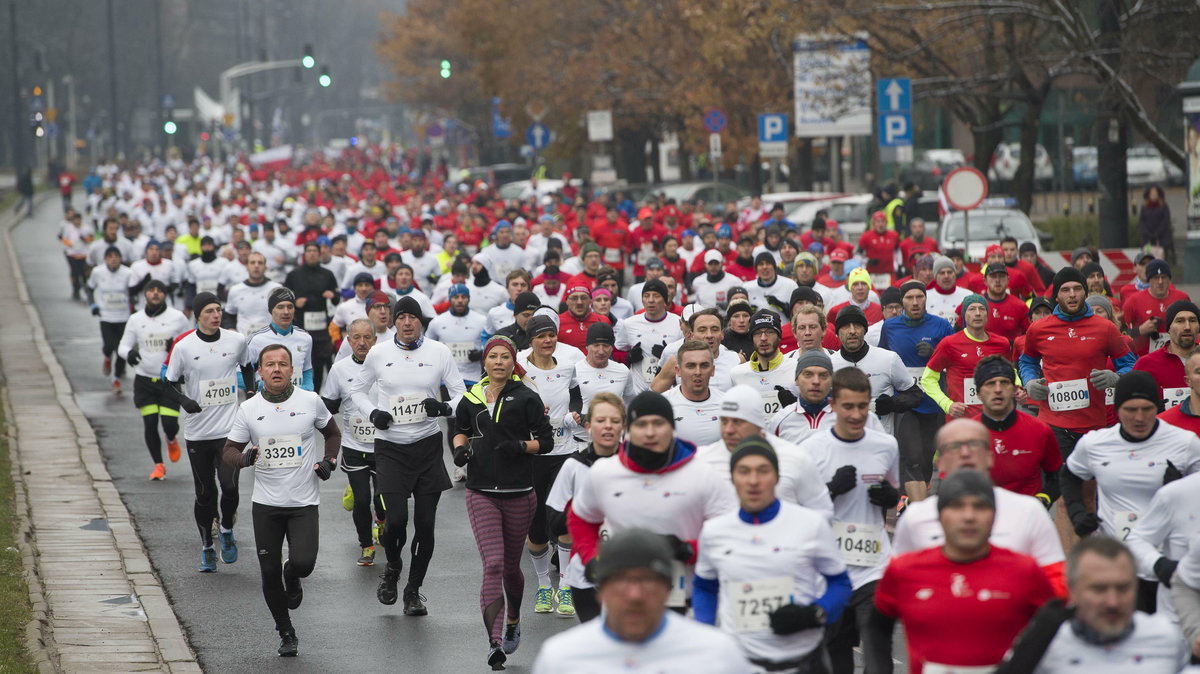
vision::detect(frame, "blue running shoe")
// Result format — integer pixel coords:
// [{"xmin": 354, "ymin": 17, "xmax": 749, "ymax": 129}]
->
[
  {"xmin": 199, "ymin": 547, "xmax": 217, "ymax": 573},
  {"xmin": 219, "ymin": 531, "xmax": 237, "ymax": 564}
]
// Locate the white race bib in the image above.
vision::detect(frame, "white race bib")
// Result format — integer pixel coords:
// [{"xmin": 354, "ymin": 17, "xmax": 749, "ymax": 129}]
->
[
  {"xmin": 638, "ymin": 354, "xmax": 661, "ymax": 384},
  {"xmin": 1047, "ymin": 378, "xmax": 1090, "ymax": 412},
  {"xmin": 636, "ymin": 244, "xmax": 654, "ymax": 266},
  {"xmin": 102, "ymin": 291, "xmax": 127, "ymax": 311},
  {"xmin": 832, "ymin": 521, "xmax": 884, "ymax": 566},
  {"xmin": 303, "ymin": 311, "xmax": 327, "ymax": 332},
  {"xmin": 199, "ymin": 376, "xmax": 237, "ymax": 408},
  {"xmin": 666, "ymin": 560, "xmax": 689, "ymax": 608},
  {"xmin": 345, "ymin": 415, "xmax": 375, "ymax": 444},
  {"xmin": 760, "ymin": 390, "xmax": 782, "ymax": 417},
  {"xmin": 550, "ymin": 417, "xmax": 569, "ymax": 449},
  {"xmin": 1112, "ymin": 510, "xmax": 1140, "ymax": 542},
  {"xmin": 715, "ymin": 290, "xmax": 727, "ymax": 305},
  {"xmin": 258, "ymin": 434, "xmax": 305, "ymax": 469},
  {"xmin": 141, "ymin": 332, "xmax": 172, "ymax": 354},
  {"xmin": 446, "ymin": 341, "xmax": 475, "ymax": 365},
  {"xmin": 721, "ymin": 576, "xmax": 794, "ymax": 633},
  {"xmin": 388, "ymin": 394, "xmax": 428, "ymax": 424},
  {"xmin": 196, "ymin": 279, "xmax": 219, "ymax": 295},
  {"xmin": 963, "ymin": 377, "xmax": 980, "ymax": 406},
  {"xmin": 907, "ymin": 366, "xmax": 925, "ymax": 383},
  {"xmin": 1164, "ymin": 387, "xmax": 1190, "ymax": 409},
  {"xmin": 603, "ymin": 248, "xmax": 621, "ymax": 263},
  {"xmin": 1104, "ymin": 387, "xmax": 1115, "ymax": 406}
]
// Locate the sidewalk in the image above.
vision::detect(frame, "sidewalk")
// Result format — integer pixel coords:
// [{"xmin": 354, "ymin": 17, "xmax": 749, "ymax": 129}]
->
[{"xmin": 0, "ymin": 201, "xmax": 200, "ymax": 673}]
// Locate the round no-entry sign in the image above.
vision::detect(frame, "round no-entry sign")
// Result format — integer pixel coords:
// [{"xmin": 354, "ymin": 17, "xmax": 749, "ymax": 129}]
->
[{"xmin": 942, "ymin": 167, "xmax": 988, "ymax": 211}]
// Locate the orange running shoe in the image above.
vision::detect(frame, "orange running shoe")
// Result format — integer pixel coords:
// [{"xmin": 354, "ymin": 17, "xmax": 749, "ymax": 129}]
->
[
  {"xmin": 167, "ymin": 439, "xmax": 181, "ymax": 463},
  {"xmin": 149, "ymin": 463, "xmax": 166, "ymax": 481}
]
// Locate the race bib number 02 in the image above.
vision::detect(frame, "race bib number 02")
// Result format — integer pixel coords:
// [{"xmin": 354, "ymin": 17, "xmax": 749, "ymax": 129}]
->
[
  {"xmin": 389, "ymin": 394, "xmax": 427, "ymax": 424},
  {"xmin": 722, "ymin": 576, "xmax": 794, "ymax": 633},
  {"xmin": 259, "ymin": 434, "xmax": 304, "ymax": 469},
  {"xmin": 199, "ymin": 376, "xmax": 237, "ymax": 408},
  {"xmin": 760, "ymin": 390, "xmax": 782, "ymax": 416},
  {"xmin": 832, "ymin": 521, "xmax": 884, "ymax": 566},
  {"xmin": 1048, "ymin": 378, "xmax": 1089, "ymax": 412}
]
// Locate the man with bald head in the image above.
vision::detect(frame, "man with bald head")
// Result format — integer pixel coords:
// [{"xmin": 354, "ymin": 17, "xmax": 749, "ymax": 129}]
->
[{"xmin": 892, "ymin": 418, "xmax": 1067, "ymax": 596}]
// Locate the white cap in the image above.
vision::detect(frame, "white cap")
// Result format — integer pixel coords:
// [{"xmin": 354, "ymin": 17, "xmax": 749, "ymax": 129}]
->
[
  {"xmin": 681, "ymin": 303, "xmax": 700, "ymax": 322},
  {"xmin": 533, "ymin": 306, "xmax": 560, "ymax": 329},
  {"xmin": 719, "ymin": 385, "xmax": 765, "ymax": 428},
  {"xmin": 704, "ymin": 249, "xmax": 724, "ymax": 265}
]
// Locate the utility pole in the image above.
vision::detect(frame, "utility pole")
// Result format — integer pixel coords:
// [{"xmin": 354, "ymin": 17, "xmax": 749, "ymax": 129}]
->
[
  {"xmin": 106, "ymin": 0, "xmax": 120, "ymax": 158},
  {"xmin": 1096, "ymin": 0, "xmax": 1128, "ymax": 248},
  {"xmin": 63, "ymin": 74, "xmax": 77, "ymax": 170},
  {"xmin": 154, "ymin": 0, "xmax": 164, "ymax": 156},
  {"xmin": 9, "ymin": 2, "xmax": 24, "ymax": 173}
]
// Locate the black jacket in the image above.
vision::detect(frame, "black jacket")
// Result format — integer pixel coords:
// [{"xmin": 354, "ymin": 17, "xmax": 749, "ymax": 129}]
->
[
  {"xmin": 454, "ymin": 375, "xmax": 554, "ymax": 493},
  {"xmin": 284, "ymin": 264, "xmax": 340, "ymax": 341}
]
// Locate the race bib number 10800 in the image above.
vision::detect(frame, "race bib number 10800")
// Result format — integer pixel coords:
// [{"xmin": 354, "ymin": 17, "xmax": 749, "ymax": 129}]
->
[{"xmin": 1048, "ymin": 378, "xmax": 1089, "ymax": 412}]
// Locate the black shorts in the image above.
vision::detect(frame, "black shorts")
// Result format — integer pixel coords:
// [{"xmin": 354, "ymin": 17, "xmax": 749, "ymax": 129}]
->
[
  {"xmin": 340, "ymin": 447, "xmax": 377, "ymax": 474},
  {"xmin": 374, "ymin": 434, "xmax": 451, "ymax": 498},
  {"xmin": 133, "ymin": 375, "xmax": 180, "ymax": 414}
]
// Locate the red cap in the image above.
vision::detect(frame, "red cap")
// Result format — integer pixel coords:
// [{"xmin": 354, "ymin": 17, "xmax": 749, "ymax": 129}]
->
[
  {"xmin": 985, "ymin": 244, "xmax": 1004, "ymax": 258},
  {"xmin": 825, "ymin": 219, "xmax": 839, "ymax": 231},
  {"xmin": 830, "ymin": 249, "xmax": 850, "ymax": 262},
  {"xmin": 637, "ymin": 207, "xmax": 654, "ymax": 220},
  {"xmin": 567, "ymin": 284, "xmax": 593, "ymax": 297}
]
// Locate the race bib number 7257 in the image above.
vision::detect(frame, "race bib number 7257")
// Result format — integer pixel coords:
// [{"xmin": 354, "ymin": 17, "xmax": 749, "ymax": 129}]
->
[{"xmin": 721, "ymin": 576, "xmax": 794, "ymax": 633}]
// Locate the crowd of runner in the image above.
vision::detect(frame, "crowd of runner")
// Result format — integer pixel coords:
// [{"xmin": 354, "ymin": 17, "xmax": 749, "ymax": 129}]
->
[{"xmin": 50, "ymin": 145, "xmax": 1200, "ymax": 672}]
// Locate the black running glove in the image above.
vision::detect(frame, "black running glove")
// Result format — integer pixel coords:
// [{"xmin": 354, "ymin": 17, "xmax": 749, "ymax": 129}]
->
[
  {"xmin": 868, "ymin": 481, "xmax": 901, "ymax": 508},
  {"xmin": 626, "ymin": 343, "xmax": 644, "ymax": 364},
  {"xmin": 1155, "ymin": 557, "xmax": 1179, "ymax": 587},
  {"xmin": 179, "ymin": 397, "xmax": 202, "ymax": 415},
  {"xmin": 1071, "ymin": 511, "xmax": 1100, "ymax": 537},
  {"xmin": 915, "ymin": 341, "xmax": 934, "ymax": 359},
  {"xmin": 827, "ymin": 465, "xmax": 858, "ymax": 497},
  {"xmin": 873, "ymin": 394, "xmax": 895, "ymax": 416},
  {"xmin": 369, "ymin": 409, "xmax": 393, "ymax": 430},
  {"xmin": 314, "ymin": 459, "xmax": 335, "ymax": 481},
  {"xmin": 774, "ymin": 385, "xmax": 798, "ymax": 408},
  {"xmin": 769, "ymin": 604, "xmax": 825, "ymax": 635},
  {"xmin": 651, "ymin": 342, "xmax": 666, "ymax": 359},
  {"xmin": 126, "ymin": 346, "xmax": 141, "ymax": 366},
  {"xmin": 1164, "ymin": 460, "xmax": 1183, "ymax": 485},
  {"xmin": 422, "ymin": 397, "xmax": 452, "ymax": 418},
  {"xmin": 662, "ymin": 534, "xmax": 694, "ymax": 563},
  {"xmin": 467, "ymin": 349, "xmax": 482, "ymax": 362},
  {"xmin": 452, "ymin": 445, "xmax": 472, "ymax": 467}
]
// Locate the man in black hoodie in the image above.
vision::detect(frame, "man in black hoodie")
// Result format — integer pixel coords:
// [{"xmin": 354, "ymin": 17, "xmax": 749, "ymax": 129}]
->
[{"xmin": 285, "ymin": 242, "xmax": 341, "ymax": 390}]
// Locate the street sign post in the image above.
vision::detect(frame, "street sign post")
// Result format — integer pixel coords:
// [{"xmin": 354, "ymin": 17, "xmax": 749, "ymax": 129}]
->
[
  {"xmin": 586, "ymin": 110, "xmax": 613, "ymax": 142},
  {"xmin": 876, "ymin": 77, "xmax": 912, "ymax": 149},
  {"xmin": 758, "ymin": 114, "xmax": 788, "ymax": 158},
  {"xmin": 942, "ymin": 166, "xmax": 989, "ymax": 257},
  {"xmin": 426, "ymin": 122, "xmax": 445, "ymax": 148},
  {"xmin": 703, "ymin": 108, "xmax": 727, "ymax": 134},
  {"xmin": 526, "ymin": 122, "xmax": 551, "ymax": 151}
]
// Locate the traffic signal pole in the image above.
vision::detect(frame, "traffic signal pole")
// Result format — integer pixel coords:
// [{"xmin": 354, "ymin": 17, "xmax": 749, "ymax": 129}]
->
[{"xmin": 8, "ymin": 2, "xmax": 24, "ymax": 173}]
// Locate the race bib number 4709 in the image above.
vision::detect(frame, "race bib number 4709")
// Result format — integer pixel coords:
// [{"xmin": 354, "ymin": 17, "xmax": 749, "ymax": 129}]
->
[{"xmin": 199, "ymin": 376, "xmax": 237, "ymax": 408}]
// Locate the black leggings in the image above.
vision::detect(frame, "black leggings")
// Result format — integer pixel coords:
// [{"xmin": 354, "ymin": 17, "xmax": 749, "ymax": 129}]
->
[
  {"xmin": 99, "ymin": 321, "xmax": 126, "ymax": 378},
  {"xmin": 574, "ymin": 586, "xmax": 601, "ymax": 623},
  {"xmin": 252, "ymin": 503, "xmax": 319, "ymax": 632},
  {"xmin": 380, "ymin": 490, "xmax": 441, "ymax": 588},
  {"xmin": 186, "ymin": 438, "xmax": 241, "ymax": 546},
  {"xmin": 529, "ymin": 455, "xmax": 569, "ymax": 545},
  {"xmin": 66, "ymin": 256, "xmax": 87, "ymax": 294},
  {"xmin": 142, "ymin": 414, "xmax": 180, "ymax": 464},
  {"xmin": 342, "ymin": 448, "xmax": 383, "ymax": 548}
]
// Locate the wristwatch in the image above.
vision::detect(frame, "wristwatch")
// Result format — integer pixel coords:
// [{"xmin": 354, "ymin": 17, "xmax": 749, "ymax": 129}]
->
[{"xmin": 811, "ymin": 605, "xmax": 827, "ymax": 625}]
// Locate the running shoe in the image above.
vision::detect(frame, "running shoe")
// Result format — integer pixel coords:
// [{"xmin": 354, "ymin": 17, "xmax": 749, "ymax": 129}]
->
[
  {"xmin": 166, "ymin": 439, "xmax": 181, "ymax": 463},
  {"xmin": 357, "ymin": 546, "xmax": 375, "ymax": 567},
  {"xmin": 219, "ymin": 531, "xmax": 237, "ymax": 564},
  {"xmin": 373, "ymin": 521, "xmax": 383, "ymax": 546},
  {"xmin": 342, "ymin": 485, "xmax": 355, "ymax": 511},
  {"xmin": 402, "ymin": 585, "xmax": 428, "ymax": 616},
  {"xmin": 452, "ymin": 465, "xmax": 468, "ymax": 482},
  {"xmin": 199, "ymin": 547, "xmax": 217, "ymax": 573},
  {"xmin": 149, "ymin": 463, "xmax": 166, "ymax": 481},
  {"xmin": 102, "ymin": 357, "xmax": 111, "ymax": 376},
  {"xmin": 534, "ymin": 586, "xmax": 553, "ymax": 613},
  {"xmin": 377, "ymin": 566, "xmax": 400, "ymax": 605},
  {"xmin": 487, "ymin": 641, "xmax": 506, "ymax": 670},
  {"xmin": 502, "ymin": 621, "xmax": 521, "ymax": 654},
  {"xmin": 111, "ymin": 379, "xmax": 122, "ymax": 394},
  {"xmin": 277, "ymin": 629, "xmax": 298, "ymax": 657},
  {"xmin": 555, "ymin": 586, "xmax": 575, "ymax": 617},
  {"xmin": 283, "ymin": 559, "xmax": 303, "ymax": 609}
]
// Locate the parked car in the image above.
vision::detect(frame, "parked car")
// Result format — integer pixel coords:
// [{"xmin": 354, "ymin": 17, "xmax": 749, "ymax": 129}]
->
[
  {"xmin": 938, "ymin": 207, "xmax": 1049, "ymax": 260},
  {"xmin": 738, "ymin": 191, "xmax": 850, "ymax": 212},
  {"xmin": 457, "ymin": 163, "xmax": 531, "ymax": 189},
  {"xmin": 654, "ymin": 182, "xmax": 751, "ymax": 212},
  {"xmin": 1126, "ymin": 145, "xmax": 1168, "ymax": 186},
  {"xmin": 497, "ymin": 178, "xmax": 584, "ymax": 201},
  {"xmin": 1072, "ymin": 146, "xmax": 1098, "ymax": 190},
  {"xmin": 988, "ymin": 143, "xmax": 1054, "ymax": 191},
  {"xmin": 899, "ymin": 149, "xmax": 967, "ymax": 191}
]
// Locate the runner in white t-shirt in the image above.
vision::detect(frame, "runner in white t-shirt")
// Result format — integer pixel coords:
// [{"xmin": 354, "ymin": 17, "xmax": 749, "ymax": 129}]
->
[
  {"xmin": 224, "ymin": 252, "xmax": 282, "ymax": 335},
  {"xmin": 662, "ymin": 340, "xmax": 725, "ymax": 447},
  {"xmin": 221, "ymin": 342, "xmax": 340, "ymax": 657}
]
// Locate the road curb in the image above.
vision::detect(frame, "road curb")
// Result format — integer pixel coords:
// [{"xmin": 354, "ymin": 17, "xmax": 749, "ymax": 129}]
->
[{"xmin": 2, "ymin": 197, "xmax": 201, "ymax": 672}]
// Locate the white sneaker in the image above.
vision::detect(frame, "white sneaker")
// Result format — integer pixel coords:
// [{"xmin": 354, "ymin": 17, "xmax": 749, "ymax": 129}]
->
[{"xmin": 453, "ymin": 465, "xmax": 468, "ymax": 482}]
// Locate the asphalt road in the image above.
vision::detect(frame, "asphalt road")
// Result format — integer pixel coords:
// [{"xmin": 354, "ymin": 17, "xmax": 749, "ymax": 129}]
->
[{"xmin": 14, "ymin": 198, "xmax": 575, "ymax": 672}]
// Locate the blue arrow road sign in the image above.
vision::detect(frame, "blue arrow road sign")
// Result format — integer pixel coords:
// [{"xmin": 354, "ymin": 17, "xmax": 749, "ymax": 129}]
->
[
  {"xmin": 876, "ymin": 78, "xmax": 912, "ymax": 148},
  {"xmin": 703, "ymin": 108, "xmax": 727, "ymax": 134},
  {"xmin": 526, "ymin": 122, "xmax": 551, "ymax": 150},
  {"xmin": 758, "ymin": 114, "xmax": 788, "ymax": 142}
]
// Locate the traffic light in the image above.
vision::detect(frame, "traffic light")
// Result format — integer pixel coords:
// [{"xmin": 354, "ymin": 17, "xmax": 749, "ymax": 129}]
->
[
  {"xmin": 318, "ymin": 66, "xmax": 332, "ymax": 87},
  {"xmin": 163, "ymin": 120, "xmax": 178, "ymax": 135},
  {"xmin": 440, "ymin": 59, "xmax": 451, "ymax": 79},
  {"xmin": 32, "ymin": 85, "xmax": 42, "ymax": 97},
  {"xmin": 31, "ymin": 111, "xmax": 44, "ymax": 138},
  {"xmin": 302, "ymin": 44, "xmax": 315, "ymax": 69}
]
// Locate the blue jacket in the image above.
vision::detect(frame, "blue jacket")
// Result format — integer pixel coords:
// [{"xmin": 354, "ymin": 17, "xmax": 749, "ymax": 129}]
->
[{"xmin": 879, "ymin": 313, "xmax": 956, "ymax": 415}]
